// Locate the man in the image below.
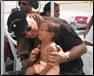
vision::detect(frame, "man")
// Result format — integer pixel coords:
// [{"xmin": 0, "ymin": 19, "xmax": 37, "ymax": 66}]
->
[
  {"xmin": 43, "ymin": 17, "xmax": 87, "ymax": 75},
  {"xmin": 7, "ymin": 11, "xmax": 87, "ymax": 75},
  {"xmin": 7, "ymin": 11, "xmax": 45, "ymax": 70}
]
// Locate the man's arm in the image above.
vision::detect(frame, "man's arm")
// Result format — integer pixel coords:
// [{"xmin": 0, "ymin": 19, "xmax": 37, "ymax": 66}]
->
[
  {"xmin": 64, "ymin": 43, "xmax": 87, "ymax": 62},
  {"xmin": 48, "ymin": 43, "xmax": 87, "ymax": 65}
]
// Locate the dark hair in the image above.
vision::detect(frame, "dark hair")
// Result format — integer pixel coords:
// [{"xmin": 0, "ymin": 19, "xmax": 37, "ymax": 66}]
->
[
  {"xmin": 40, "ymin": 2, "xmax": 59, "ymax": 16},
  {"xmin": 44, "ymin": 20, "xmax": 60, "ymax": 41}
]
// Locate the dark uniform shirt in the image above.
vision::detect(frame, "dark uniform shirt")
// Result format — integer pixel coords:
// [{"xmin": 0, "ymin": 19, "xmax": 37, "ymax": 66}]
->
[
  {"xmin": 54, "ymin": 19, "xmax": 83, "ymax": 72},
  {"xmin": 29, "ymin": 38, "xmax": 36, "ymax": 51}
]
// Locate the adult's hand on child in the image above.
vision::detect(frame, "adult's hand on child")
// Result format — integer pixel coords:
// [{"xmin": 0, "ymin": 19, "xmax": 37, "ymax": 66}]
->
[
  {"xmin": 30, "ymin": 45, "xmax": 40, "ymax": 62},
  {"xmin": 48, "ymin": 45, "xmax": 66, "ymax": 65}
]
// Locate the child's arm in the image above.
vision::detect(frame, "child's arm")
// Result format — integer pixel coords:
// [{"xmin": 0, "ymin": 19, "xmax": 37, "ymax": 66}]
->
[
  {"xmin": 30, "ymin": 45, "xmax": 41, "ymax": 64},
  {"xmin": 40, "ymin": 45, "xmax": 57, "ymax": 75}
]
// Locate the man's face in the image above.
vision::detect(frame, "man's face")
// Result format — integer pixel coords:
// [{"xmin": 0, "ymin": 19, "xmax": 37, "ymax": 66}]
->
[
  {"xmin": 20, "ymin": 1, "xmax": 32, "ymax": 13},
  {"xmin": 23, "ymin": 15, "xmax": 38, "ymax": 39}
]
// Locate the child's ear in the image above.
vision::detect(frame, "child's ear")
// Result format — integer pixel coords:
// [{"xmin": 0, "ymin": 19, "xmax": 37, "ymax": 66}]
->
[{"xmin": 50, "ymin": 32, "xmax": 55, "ymax": 38}]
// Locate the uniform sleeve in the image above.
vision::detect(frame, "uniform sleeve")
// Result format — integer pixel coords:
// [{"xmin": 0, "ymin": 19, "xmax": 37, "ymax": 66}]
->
[{"xmin": 59, "ymin": 20, "xmax": 83, "ymax": 50}]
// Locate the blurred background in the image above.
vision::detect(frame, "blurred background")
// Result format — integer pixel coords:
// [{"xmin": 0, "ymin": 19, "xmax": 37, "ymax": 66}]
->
[{"xmin": 3, "ymin": 1, "xmax": 93, "ymax": 32}]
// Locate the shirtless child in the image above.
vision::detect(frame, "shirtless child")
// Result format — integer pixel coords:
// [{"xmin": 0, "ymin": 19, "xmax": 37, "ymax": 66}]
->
[{"xmin": 25, "ymin": 20, "xmax": 61, "ymax": 75}]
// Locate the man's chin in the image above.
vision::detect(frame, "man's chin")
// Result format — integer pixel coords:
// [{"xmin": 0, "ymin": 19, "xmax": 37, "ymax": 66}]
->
[{"xmin": 25, "ymin": 35, "xmax": 37, "ymax": 39}]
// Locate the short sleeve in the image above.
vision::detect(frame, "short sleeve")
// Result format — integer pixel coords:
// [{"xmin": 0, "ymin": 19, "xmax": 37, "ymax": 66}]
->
[{"xmin": 56, "ymin": 19, "xmax": 83, "ymax": 51}]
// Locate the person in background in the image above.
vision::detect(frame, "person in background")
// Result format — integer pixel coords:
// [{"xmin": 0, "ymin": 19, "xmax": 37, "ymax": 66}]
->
[
  {"xmin": 84, "ymin": 25, "xmax": 93, "ymax": 46},
  {"xmin": 84, "ymin": 15, "xmax": 93, "ymax": 46},
  {"xmin": 40, "ymin": 2, "xmax": 60, "ymax": 17},
  {"xmin": 9, "ymin": 0, "xmax": 39, "ymax": 33},
  {"xmin": 84, "ymin": 15, "xmax": 93, "ymax": 37},
  {"xmin": 26, "ymin": 20, "xmax": 60, "ymax": 75},
  {"xmin": 11, "ymin": 0, "xmax": 38, "ymax": 14}
]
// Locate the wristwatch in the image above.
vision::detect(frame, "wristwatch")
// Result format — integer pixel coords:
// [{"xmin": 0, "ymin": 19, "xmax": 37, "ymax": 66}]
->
[{"xmin": 65, "ymin": 53, "xmax": 70, "ymax": 62}]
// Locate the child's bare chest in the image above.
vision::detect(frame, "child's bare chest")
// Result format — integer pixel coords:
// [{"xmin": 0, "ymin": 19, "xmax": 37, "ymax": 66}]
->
[{"xmin": 40, "ymin": 46, "xmax": 49, "ymax": 62}]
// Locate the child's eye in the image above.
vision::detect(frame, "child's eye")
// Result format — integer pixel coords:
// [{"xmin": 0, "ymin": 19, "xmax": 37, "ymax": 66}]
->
[
  {"xmin": 40, "ymin": 29, "xmax": 44, "ymax": 31},
  {"xmin": 41, "ymin": 29, "xmax": 44, "ymax": 31}
]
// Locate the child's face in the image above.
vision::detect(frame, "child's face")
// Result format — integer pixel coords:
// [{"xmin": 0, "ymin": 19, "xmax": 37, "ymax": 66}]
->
[{"xmin": 38, "ymin": 22, "xmax": 54, "ymax": 41}]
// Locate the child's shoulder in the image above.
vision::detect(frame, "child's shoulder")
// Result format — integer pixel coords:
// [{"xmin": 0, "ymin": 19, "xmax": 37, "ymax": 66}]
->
[{"xmin": 47, "ymin": 42, "xmax": 57, "ymax": 52}]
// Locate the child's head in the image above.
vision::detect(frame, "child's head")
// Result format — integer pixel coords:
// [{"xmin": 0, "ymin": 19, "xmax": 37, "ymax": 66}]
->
[{"xmin": 38, "ymin": 20, "xmax": 60, "ymax": 42}]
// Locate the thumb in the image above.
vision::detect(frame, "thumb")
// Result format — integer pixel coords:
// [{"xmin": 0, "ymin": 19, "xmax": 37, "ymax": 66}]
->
[{"xmin": 55, "ymin": 45, "xmax": 63, "ymax": 52}]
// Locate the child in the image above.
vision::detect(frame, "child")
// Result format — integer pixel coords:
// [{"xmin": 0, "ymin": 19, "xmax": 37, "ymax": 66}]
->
[{"xmin": 25, "ymin": 20, "xmax": 61, "ymax": 75}]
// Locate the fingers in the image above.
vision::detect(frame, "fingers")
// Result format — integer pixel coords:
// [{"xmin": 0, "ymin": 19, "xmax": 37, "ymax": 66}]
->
[
  {"xmin": 31, "ymin": 55, "xmax": 36, "ymax": 62},
  {"xmin": 55, "ymin": 45, "xmax": 63, "ymax": 52},
  {"xmin": 33, "ymin": 48, "xmax": 40, "ymax": 53},
  {"xmin": 48, "ymin": 62, "xmax": 58, "ymax": 66},
  {"xmin": 30, "ymin": 53, "xmax": 37, "ymax": 62},
  {"xmin": 37, "ymin": 45, "xmax": 41, "ymax": 49},
  {"xmin": 48, "ymin": 52, "xmax": 63, "ymax": 65},
  {"xmin": 48, "ymin": 55, "xmax": 58, "ymax": 66},
  {"xmin": 48, "ymin": 52, "xmax": 58, "ymax": 61},
  {"xmin": 49, "ymin": 52, "xmax": 58, "ymax": 56},
  {"xmin": 30, "ymin": 48, "xmax": 40, "ymax": 62},
  {"xmin": 30, "ymin": 49, "xmax": 39, "ymax": 57},
  {"xmin": 48, "ymin": 57, "xmax": 57, "ymax": 63},
  {"xmin": 48, "ymin": 52, "xmax": 58, "ymax": 63}
]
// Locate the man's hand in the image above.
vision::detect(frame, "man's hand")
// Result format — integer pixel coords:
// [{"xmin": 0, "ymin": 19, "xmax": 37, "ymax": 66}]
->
[
  {"xmin": 30, "ymin": 45, "xmax": 40, "ymax": 62},
  {"xmin": 48, "ymin": 45, "xmax": 66, "ymax": 65}
]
